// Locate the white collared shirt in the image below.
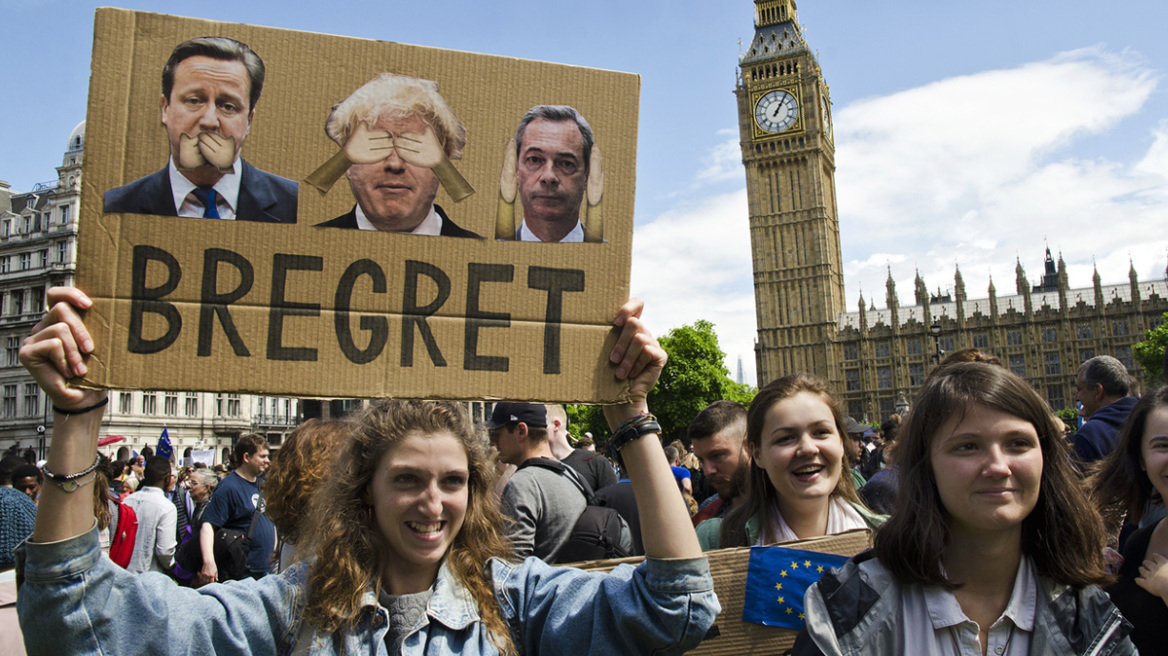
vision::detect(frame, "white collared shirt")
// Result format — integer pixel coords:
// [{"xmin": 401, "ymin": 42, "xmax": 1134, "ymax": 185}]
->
[
  {"xmin": 169, "ymin": 158, "xmax": 241, "ymax": 220},
  {"xmin": 517, "ymin": 219, "xmax": 584, "ymax": 242},
  {"xmin": 121, "ymin": 485, "xmax": 178, "ymax": 575},
  {"xmin": 899, "ymin": 555, "xmax": 1037, "ymax": 656},
  {"xmin": 354, "ymin": 203, "xmax": 443, "ymax": 235}
]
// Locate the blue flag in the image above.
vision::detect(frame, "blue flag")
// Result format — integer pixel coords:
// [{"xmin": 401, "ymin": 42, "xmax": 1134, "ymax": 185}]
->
[
  {"xmin": 156, "ymin": 427, "xmax": 174, "ymax": 460},
  {"xmin": 742, "ymin": 545, "xmax": 849, "ymax": 630}
]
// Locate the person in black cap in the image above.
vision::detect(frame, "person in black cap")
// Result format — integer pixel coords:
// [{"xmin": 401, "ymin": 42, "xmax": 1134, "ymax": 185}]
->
[{"xmin": 488, "ymin": 402, "xmax": 588, "ymax": 562}]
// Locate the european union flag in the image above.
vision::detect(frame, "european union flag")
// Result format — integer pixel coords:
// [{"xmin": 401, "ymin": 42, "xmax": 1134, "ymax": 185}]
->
[
  {"xmin": 742, "ymin": 545, "xmax": 849, "ymax": 630},
  {"xmin": 156, "ymin": 427, "xmax": 174, "ymax": 460}
]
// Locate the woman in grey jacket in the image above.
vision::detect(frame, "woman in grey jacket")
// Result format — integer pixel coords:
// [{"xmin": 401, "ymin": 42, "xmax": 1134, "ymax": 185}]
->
[{"xmin": 793, "ymin": 362, "xmax": 1133, "ymax": 655}]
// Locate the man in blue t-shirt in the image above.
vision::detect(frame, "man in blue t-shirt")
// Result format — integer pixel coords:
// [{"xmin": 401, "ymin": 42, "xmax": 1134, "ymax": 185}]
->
[{"xmin": 197, "ymin": 434, "xmax": 275, "ymax": 583}]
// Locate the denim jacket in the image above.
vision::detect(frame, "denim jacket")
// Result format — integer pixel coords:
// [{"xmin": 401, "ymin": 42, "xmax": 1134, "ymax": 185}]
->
[{"xmin": 16, "ymin": 526, "xmax": 719, "ymax": 655}]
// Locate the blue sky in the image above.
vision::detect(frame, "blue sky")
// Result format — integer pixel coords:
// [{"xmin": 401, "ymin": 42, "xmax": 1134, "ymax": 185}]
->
[{"xmin": 3, "ymin": 0, "xmax": 1167, "ymax": 386}]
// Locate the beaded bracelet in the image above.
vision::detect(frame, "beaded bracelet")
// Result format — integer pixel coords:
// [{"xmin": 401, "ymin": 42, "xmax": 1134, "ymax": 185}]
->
[{"xmin": 41, "ymin": 454, "xmax": 102, "ymax": 493}]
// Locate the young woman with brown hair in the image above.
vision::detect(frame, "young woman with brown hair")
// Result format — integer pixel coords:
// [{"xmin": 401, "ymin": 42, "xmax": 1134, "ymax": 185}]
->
[
  {"xmin": 794, "ymin": 362, "xmax": 1133, "ymax": 655},
  {"xmin": 15, "ymin": 287, "xmax": 718, "ymax": 655}
]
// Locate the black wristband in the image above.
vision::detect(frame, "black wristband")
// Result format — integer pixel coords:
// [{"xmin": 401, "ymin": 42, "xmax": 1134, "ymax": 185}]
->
[{"xmin": 52, "ymin": 397, "xmax": 109, "ymax": 416}]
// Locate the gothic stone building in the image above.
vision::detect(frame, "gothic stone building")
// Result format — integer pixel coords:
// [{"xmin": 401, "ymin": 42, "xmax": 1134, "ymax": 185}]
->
[
  {"xmin": 0, "ymin": 123, "xmax": 299, "ymax": 463},
  {"xmin": 738, "ymin": 0, "xmax": 1167, "ymax": 423}
]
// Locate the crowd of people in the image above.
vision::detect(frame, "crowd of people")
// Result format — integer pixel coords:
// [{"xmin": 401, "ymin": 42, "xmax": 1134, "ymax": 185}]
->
[{"xmin": 3, "ymin": 286, "xmax": 1167, "ymax": 655}]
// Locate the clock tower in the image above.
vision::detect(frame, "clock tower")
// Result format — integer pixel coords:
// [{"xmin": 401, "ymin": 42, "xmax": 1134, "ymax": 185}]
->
[{"xmin": 737, "ymin": 0, "xmax": 844, "ymax": 386}]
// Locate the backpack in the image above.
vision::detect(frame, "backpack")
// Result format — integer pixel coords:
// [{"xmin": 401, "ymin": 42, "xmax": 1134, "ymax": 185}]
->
[
  {"xmin": 108, "ymin": 501, "xmax": 138, "ymax": 568},
  {"xmin": 517, "ymin": 458, "xmax": 633, "ymax": 564}
]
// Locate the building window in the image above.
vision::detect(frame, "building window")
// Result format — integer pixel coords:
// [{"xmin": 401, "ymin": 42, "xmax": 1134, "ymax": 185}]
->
[
  {"xmin": 1041, "ymin": 327, "xmax": 1057, "ymax": 343},
  {"xmin": 906, "ymin": 338, "xmax": 922, "ymax": 355},
  {"xmin": 879, "ymin": 398, "xmax": 895, "ymax": 419},
  {"xmin": 1076, "ymin": 323, "xmax": 1093, "ymax": 340},
  {"xmin": 1044, "ymin": 352, "xmax": 1061, "ymax": 376},
  {"xmin": 216, "ymin": 394, "xmax": 224, "ymax": 416},
  {"xmin": 843, "ymin": 343, "xmax": 858, "ymax": 361},
  {"xmin": 1009, "ymin": 354, "xmax": 1026, "ymax": 378},
  {"xmin": 5, "ymin": 337, "xmax": 18, "ymax": 367},
  {"xmin": 972, "ymin": 333, "xmax": 989, "ymax": 349},
  {"xmin": 2, "ymin": 385, "xmax": 16, "ymax": 418},
  {"xmin": 11, "ymin": 290, "xmax": 23, "ymax": 317},
  {"xmin": 1047, "ymin": 386, "xmax": 1065, "ymax": 411},
  {"xmin": 284, "ymin": 398, "xmax": 292, "ymax": 420},
  {"xmin": 874, "ymin": 341, "xmax": 890, "ymax": 358},
  {"xmin": 56, "ymin": 242, "xmax": 67, "ymax": 263},
  {"xmin": 1117, "ymin": 346, "xmax": 1134, "ymax": 369},
  {"xmin": 877, "ymin": 366, "xmax": 892, "ymax": 389},
  {"xmin": 38, "ymin": 250, "xmax": 47, "ymax": 268},
  {"xmin": 2, "ymin": 220, "xmax": 9, "ymax": 237},
  {"xmin": 60, "ymin": 205, "xmax": 70, "ymax": 223},
  {"xmin": 142, "ymin": 393, "xmax": 157, "ymax": 415},
  {"xmin": 22, "ymin": 216, "xmax": 31, "ymax": 233},
  {"xmin": 939, "ymin": 336, "xmax": 954, "ymax": 352},
  {"xmin": 23, "ymin": 383, "xmax": 39, "ymax": 417},
  {"xmin": 31, "ymin": 287, "xmax": 43, "ymax": 314},
  {"xmin": 185, "ymin": 394, "xmax": 198, "ymax": 416},
  {"xmin": 1079, "ymin": 350, "xmax": 1095, "ymax": 364},
  {"xmin": 0, "ymin": 257, "xmax": 8, "ymax": 274},
  {"xmin": 1113, "ymin": 320, "xmax": 1129, "ymax": 336},
  {"xmin": 119, "ymin": 392, "xmax": 132, "ymax": 414},
  {"xmin": 909, "ymin": 363, "xmax": 925, "ymax": 386},
  {"xmin": 164, "ymin": 393, "xmax": 178, "ymax": 416},
  {"xmin": 18, "ymin": 253, "xmax": 29, "ymax": 271},
  {"xmin": 845, "ymin": 369, "xmax": 860, "ymax": 391},
  {"xmin": 227, "ymin": 394, "xmax": 241, "ymax": 417},
  {"xmin": 847, "ymin": 401, "xmax": 863, "ymax": 419}
]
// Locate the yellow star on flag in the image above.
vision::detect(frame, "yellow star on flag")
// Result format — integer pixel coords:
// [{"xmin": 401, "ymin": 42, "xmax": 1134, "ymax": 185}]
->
[
  {"xmin": 775, "ymin": 582, "xmax": 783, "ymax": 591},
  {"xmin": 777, "ymin": 596, "xmax": 785, "ymax": 604},
  {"xmin": 780, "ymin": 570, "xmax": 788, "ymax": 578},
  {"xmin": 799, "ymin": 613, "xmax": 805, "ymax": 620},
  {"xmin": 805, "ymin": 560, "xmax": 812, "ymax": 567},
  {"xmin": 790, "ymin": 561, "xmax": 799, "ymax": 569},
  {"xmin": 817, "ymin": 565, "xmax": 824, "ymax": 572},
  {"xmin": 786, "ymin": 607, "xmax": 794, "ymax": 615}
]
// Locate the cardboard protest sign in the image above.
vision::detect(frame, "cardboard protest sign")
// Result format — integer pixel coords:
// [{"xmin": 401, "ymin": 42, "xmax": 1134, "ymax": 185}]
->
[
  {"xmin": 78, "ymin": 9, "xmax": 639, "ymax": 402},
  {"xmin": 578, "ymin": 529, "xmax": 873, "ymax": 655}
]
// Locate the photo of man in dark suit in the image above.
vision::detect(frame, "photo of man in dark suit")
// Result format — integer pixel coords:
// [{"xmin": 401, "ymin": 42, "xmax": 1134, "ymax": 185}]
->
[
  {"xmin": 315, "ymin": 73, "xmax": 481, "ymax": 238},
  {"xmin": 103, "ymin": 37, "xmax": 297, "ymax": 223}
]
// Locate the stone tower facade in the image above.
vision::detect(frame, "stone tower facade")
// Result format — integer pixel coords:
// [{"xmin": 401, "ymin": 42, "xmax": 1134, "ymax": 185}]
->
[{"xmin": 737, "ymin": 0, "xmax": 845, "ymax": 386}]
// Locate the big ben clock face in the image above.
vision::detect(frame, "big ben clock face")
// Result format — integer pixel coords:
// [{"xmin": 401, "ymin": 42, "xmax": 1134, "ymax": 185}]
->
[{"xmin": 755, "ymin": 89, "xmax": 799, "ymax": 133}]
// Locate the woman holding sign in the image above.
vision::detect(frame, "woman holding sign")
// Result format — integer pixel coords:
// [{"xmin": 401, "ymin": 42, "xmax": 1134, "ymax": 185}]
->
[
  {"xmin": 696, "ymin": 374, "xmax": 883, "ymax": 550},
  {"xmin": 792, "ymin": 362, "xmax": 1134, "ymax": 655},
  {"xmin": 15, "ymin": 287, "xmax": 717, "ymax": 655}
]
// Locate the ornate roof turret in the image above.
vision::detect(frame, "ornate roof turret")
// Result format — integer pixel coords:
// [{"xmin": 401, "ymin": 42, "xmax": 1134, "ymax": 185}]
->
[
  {"xmin": 741, "ymin": 0, "xmax": 814, "ymax": 65},
  {"xmin": 1015, "ymin": 258, "xmax": 1028, "ymax": 296},
  {"xmin": 885, "ymin": 266, "xmax": 899, "ymax": 309}
]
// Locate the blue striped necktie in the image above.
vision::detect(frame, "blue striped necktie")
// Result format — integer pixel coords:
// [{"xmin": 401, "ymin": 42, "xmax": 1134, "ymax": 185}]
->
[{"xmin": 192, "ymin": 187, "xmax": 220, "ymax": 219}]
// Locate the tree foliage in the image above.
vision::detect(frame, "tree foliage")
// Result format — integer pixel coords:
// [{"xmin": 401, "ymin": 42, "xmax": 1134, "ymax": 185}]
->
[
  {"xmin": 649, "ymin": 320, "xmax": 756, "ymax": 443},
  {"xmin": 567, "ymin": 320, "xmax": 755, "ymax": 446},
  {"xmin": 1133, "ymin": 312, "xmax": 1168, "ymax": 386}
]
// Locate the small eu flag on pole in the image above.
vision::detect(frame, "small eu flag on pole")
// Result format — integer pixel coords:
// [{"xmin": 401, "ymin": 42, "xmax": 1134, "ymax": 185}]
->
[
  {"xmin": 742, "ymin": 545, "xmax": 849, "ymax": 630},
  {"xmin": 156, "ymin": 427, "xmax": 174, "ymax": 460}
]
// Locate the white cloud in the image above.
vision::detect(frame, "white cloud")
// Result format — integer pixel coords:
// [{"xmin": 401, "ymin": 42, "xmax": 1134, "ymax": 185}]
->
[
  {"xmin": 638, "ymin": 47, "xmax": 1167, "ymax": 389},
  {"xmin": 630, "ymin": 189, "xmax": 758, "ymax": 385},
  {"xmin": 836, "ymin": 46, "xmax": 1166, "ymax": 310}
]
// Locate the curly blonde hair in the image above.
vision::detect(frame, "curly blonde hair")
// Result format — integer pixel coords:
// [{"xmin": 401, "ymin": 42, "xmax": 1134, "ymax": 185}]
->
[{"xmin": 301, "ymin": 400, "xmax": 516, "ymax": 653}]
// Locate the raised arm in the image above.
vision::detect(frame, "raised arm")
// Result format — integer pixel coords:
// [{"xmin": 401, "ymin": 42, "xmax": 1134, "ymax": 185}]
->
[
  {"xmin": 19, "ymin": 286, "xmax": 107, "ymax": 543},
  {"xmin": 603, "ymin": 299, "xmax": 701, "ymax": 560}
]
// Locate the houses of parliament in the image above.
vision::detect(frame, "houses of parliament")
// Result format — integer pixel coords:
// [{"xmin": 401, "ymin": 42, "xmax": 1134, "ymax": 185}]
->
[{"xmin": 736, "ymin": 0, "xmax": 1168, "ymax": 423}]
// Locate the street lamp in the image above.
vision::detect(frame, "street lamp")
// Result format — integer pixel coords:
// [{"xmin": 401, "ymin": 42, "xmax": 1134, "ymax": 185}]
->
[{"xmin": 929, "ymin": 320, "xmax": 944, "ymax": 365}]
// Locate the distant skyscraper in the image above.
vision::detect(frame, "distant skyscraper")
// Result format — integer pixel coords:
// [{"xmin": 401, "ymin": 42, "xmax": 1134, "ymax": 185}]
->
[{"xmin": 736, "ymin": 355, "xmax": 745, "ymax": 385}]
